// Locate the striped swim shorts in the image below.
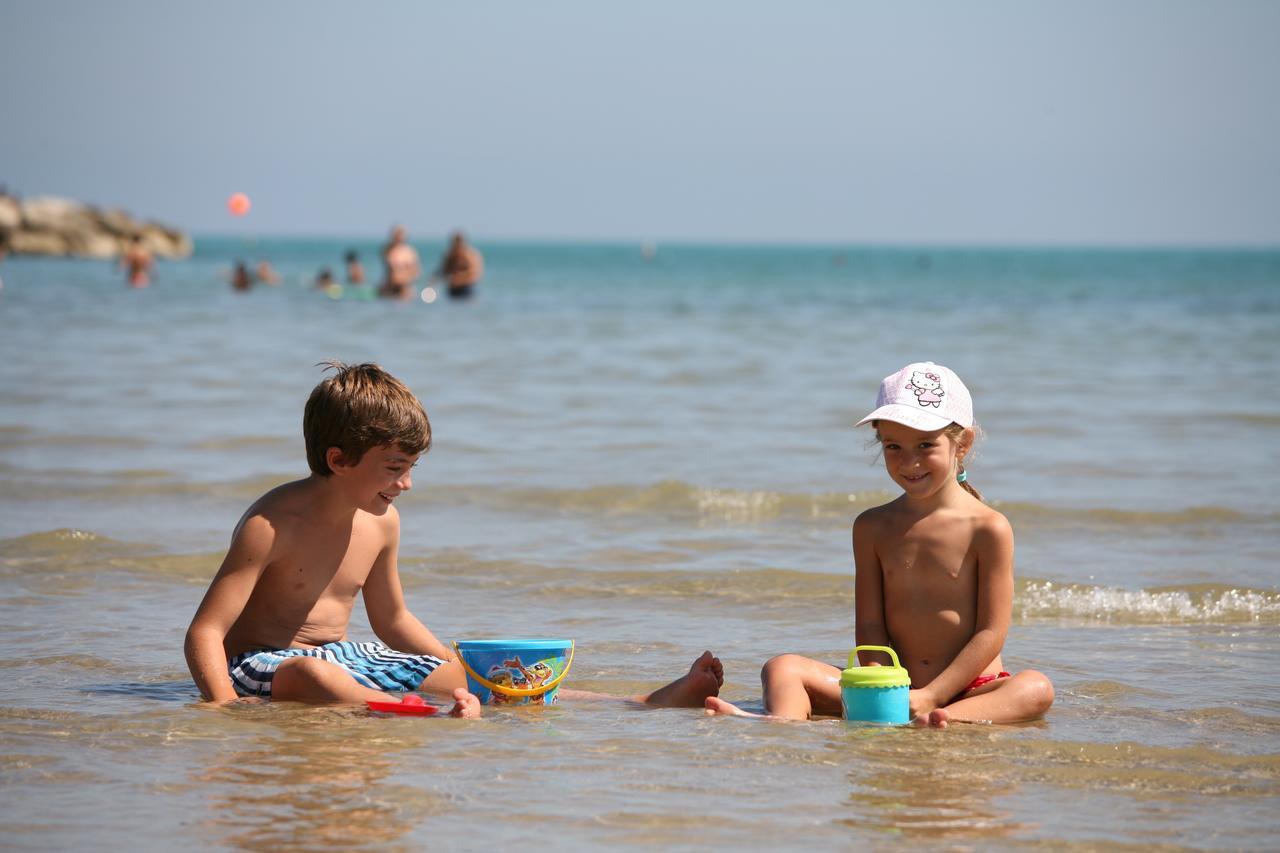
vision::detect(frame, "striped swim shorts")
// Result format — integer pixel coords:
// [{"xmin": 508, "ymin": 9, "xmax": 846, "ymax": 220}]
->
[{"xmin": 228, "ymin": 640, "xmax": 445, "ymax": 698}]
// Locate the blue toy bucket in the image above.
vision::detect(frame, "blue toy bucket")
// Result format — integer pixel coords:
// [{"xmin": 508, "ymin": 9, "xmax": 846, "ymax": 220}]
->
[
  {"xmin": 453, "ymin": 639, "xmax": 574, "ymax": 705},
  {"xmin": 839, "ymin": 645, "xmax": 911, "ymax": 725}
]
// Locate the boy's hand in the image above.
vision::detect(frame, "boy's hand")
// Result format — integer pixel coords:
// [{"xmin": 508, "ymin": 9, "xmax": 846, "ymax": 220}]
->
[{"xmin": 908, "ymin": 688, "xmax": 940, "ymax": 718}]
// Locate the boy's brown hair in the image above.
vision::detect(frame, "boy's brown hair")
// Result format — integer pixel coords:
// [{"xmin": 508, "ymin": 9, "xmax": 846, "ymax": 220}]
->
[{"xmin": 304, "ymin": 361, "xmax": 431, "ymax": 475}]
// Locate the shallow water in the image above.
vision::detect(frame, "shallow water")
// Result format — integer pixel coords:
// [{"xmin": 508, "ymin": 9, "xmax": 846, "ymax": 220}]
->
[{"xmin": 1, "ymin": 241, "xmax": 1278, "ymax": 849}]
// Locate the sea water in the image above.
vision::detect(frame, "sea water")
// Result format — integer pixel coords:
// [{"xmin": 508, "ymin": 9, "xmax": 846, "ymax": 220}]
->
[{"xmin": 1, "ymin": 240, "xmax": 1278, "ymax": 849}]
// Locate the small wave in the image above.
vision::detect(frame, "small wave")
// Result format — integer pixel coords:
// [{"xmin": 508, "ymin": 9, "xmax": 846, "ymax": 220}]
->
[
  {"xmin": 426, "ymin": 480, "xmax": 896, "ymax": 524},
  {"xmin": 1, "ymin": 529, "xmax": 219, "ymax": 583},
  {"xmin": 425, "ymin": 481, "xmax": 1276, "ymax": 530},
  {"xmin": 0, "ymin": 470, "xmax": 294, "ymax": 502},
  {"xmin": 998, "ymin": 502, "xmax": 1271, "ymax": 528},
  {"xmin": 0, "ymin": 431, "xmax": 149, "ymax": 449},
  {"xmin": 1017, "ymin": 580, "xmax": 1280, "ymax": 624},
  {"xmin": 404, "ymin": 554, "xmax": 855, "ymax": 606},
  {"xmin": 414, "ymin": 556, "xmax": 1278, "ymax": 625}
]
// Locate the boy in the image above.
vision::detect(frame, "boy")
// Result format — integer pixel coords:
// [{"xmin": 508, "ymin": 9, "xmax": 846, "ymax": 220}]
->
[{"xmin": 185, "ymin": 362, "xmax": 722, "ymax": 716}]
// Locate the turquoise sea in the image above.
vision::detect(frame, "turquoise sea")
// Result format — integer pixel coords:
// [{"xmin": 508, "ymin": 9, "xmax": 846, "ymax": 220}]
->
[{"xmin": 1, "ymin": 238, "xmax": 1278, "ymax": 849}]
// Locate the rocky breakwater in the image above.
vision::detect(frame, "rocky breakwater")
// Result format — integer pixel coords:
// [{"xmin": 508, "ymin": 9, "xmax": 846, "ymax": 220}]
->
[{"xmin": 0, "ymin": 193, "xmax": 192, "ymax": 259}]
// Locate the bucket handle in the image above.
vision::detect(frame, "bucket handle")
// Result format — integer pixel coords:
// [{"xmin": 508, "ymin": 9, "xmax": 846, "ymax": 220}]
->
[
  {"xmin": 849, "ymin": 644, "xmax": 901, "ymax": 669},
  {"xmin": 452, "ymin": 641, "xmax": 575, "ymax": 698}
]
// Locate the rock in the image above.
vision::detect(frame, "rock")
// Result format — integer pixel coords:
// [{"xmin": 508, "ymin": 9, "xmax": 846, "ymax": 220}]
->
[
  {"xmin": 0, "ymin": 192, "xmax": 192, "ymax": 259},
  {"xmin": 63, "ymin": 230, "xmax": 121, "ymax": 259},
  {"xmin": 0, "ymin": 195, "xmax": 19, "ymax": 230},
  {"xmin": 21, "ymin": 196, "xmax": 94, "ymax": 232},
  {"xmin": 8, "ymin": 230, "xmax": 70, "ymax": 255}
]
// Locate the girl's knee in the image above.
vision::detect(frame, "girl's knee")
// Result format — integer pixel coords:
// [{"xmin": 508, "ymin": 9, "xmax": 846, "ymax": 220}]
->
[
  {"xmin": 760, "ymin": 653, "xmax": 809, "ymax": 685},
  {"xmin": 1015, "ymin": 669, "xmax": 1055, "ymax": 714}
]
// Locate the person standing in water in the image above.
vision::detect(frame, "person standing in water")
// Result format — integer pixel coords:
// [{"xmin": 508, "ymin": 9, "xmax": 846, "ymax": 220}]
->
[
  {"xmin": 379, "ymin": 225, "xmax": 421, "ymax": 300},
  {"xmin": 436, "ymin": 231, "xmax": 484, "ymax": 299},
  {"xmin": 345, "ymin": 249, "xmax": 365, "ymax": 286},
  {"xmin": 121, "ymin": 235, "xmax": 154, "ymax": 288}
]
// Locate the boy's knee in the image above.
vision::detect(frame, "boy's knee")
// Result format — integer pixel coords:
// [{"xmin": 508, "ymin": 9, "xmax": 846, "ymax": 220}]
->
[{"xmin": 276, "ymin": 655, "xmax": 333, "ymax": 685}]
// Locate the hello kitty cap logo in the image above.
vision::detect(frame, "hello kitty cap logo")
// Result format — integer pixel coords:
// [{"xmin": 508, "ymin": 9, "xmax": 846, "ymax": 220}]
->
[{"xmin": 856, "ymin": 362, "xmax": 973, "ymax": 431}]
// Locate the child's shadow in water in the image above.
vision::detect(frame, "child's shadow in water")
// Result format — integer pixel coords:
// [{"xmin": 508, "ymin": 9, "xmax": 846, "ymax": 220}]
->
[{"xmin": 82, "ymin": 681, "xmax": 198, "ymax": 703}]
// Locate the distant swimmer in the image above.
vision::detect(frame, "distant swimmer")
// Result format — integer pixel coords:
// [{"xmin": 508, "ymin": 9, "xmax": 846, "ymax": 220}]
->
[
  {"xmin": 121, "ymin": 235, "xmax": 154, "ymax": 288},
  {"xmin": 315, "ymin": 267, "xmax": 336, "ymax": 289},
  {"xmin": 379, "ymin": 225, "xmax": 420, "ymax": 300},
  {"xmin": 231, "ymin": 260, "xmax": 252, "ymax": 292},
  {"xmin": 437, "ymin": 231, "xmax": 484, "ymax": 299},
  {"xmin": 255, "ymin": 260, "xmax": 281, "ymax": 285},
  {"xmin": 345, "ymin": 249, "xmax": 365, "ymax": 285}
]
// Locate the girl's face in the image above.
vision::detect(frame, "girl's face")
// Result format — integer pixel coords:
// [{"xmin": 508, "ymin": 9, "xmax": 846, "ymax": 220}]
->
[{"xmin": 876, "ymin": 421, "xmax": 967, "ymax": 500}]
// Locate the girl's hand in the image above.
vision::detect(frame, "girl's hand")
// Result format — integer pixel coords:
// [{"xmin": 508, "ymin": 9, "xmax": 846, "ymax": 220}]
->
[{"xmin": 908, "ymin": 688, "xmax": 939, "ymax": 718}]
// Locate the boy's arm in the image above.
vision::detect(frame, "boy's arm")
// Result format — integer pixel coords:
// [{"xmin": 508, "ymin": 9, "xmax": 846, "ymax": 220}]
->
[
  {"xmin": 362, "ymin": 509, "xmax": 456, "ymax": 662},
  {"xmin": 183, "ymin": 515, "xmax": 275, "ymax": 702},
  {"xmin": 852, "ymin": 511, "xmax": 893, "ymax": 664},
  {"xmin": 918, "ymin": 513, "xmax": 1015, "ymax": 711}
]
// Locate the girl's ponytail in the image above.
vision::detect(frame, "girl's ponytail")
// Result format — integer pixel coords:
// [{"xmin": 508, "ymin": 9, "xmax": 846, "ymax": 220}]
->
[
  {"xmin": 956, "ymin": 463, "xmax": 984, "ymax": 502},
  {"xmin": 945, "ymin": 423, "xmax": 984, "ymax": 502}
]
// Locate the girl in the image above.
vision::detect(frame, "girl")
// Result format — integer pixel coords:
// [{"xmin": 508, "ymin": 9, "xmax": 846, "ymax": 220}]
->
[{"xmin": 707, "ymin": 362, "xmax": 1054, "ymax": 727}]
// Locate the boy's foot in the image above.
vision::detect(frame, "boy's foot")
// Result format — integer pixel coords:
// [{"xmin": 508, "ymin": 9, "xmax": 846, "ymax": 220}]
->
[
  {"xmin": 911, "ymin": 708, "xmax": 949, "ymax": 728},
  {"xmin": 703, "ymin": 696, "xmax": 759, "ymax": 717},
  {"xmin": 447, "ymin": 687, "xmax": 482, "ymax": 719},
  {"xmin": 642, "ymin": 651, "xmax": 724, "ymax": 708}
]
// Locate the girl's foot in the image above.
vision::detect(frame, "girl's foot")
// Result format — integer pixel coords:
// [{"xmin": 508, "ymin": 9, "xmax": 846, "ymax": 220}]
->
[
  {"xmin": 703, "ymin": 696, "xmax": 758, "ymax": 717},
  {"xmin": 911, "ymin": 708, "xmax": 949, "ymax": 728}
]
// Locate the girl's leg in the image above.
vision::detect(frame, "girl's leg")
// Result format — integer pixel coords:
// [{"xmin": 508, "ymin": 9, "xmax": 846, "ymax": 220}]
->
[
  {"xmin": 760, "ymin": 654, "xmax": 844, "ymax": 720},
  {"xmin": 934, "ymin": 670, "xmax": 1054, "ymax": 725}
]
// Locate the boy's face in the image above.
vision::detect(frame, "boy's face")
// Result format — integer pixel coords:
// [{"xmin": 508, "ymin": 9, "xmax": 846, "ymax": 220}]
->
[
  {"xmin": 335, "ymin": 444, "xmax": 421, "ymax": 515},
  {"xmin": 876, "ymin": 422, "xmax": 965, "ymax": 500}
]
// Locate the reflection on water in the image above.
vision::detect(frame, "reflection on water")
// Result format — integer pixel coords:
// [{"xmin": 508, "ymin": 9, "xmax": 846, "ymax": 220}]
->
[
  {"xmin": 191, "ymin": 706, "xmax": 447, "ymax": 850},
  {"xmin": 837, "ymin": 726, "xmax": 1026, "ymax": 841}
]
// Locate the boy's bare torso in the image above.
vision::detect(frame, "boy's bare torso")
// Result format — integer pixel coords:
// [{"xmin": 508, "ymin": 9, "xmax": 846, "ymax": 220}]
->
[
  {"xmin": 864, "ymin": 498, "xmax": 1005, "ymax": 687},
  {"xmin": 223, "ymin": 480, "xmax": 390, "ymax": 657}
]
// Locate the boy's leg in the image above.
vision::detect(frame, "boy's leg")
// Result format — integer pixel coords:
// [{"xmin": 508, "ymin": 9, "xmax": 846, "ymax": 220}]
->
[
  {"xmin": 634, "ymin": 650, "xmax": 723, "ymax": 707},
  {"xmin": 271, "ymin": 656, "xmax": 396, "ymax": 704},
  {"xmin": 928, "ymin": 670, "xmax": 1054, "ymax": 726},
  {"xmin": 555, "ymin": 650, "xmax": 722, "ymax": 707},
  {"xmin": 272, "ymin": 656, "xmax": 482, "ymax": 717},
  {"xmin": 415, "ymin": 658, "xmax": 470, "ymax": 696}
]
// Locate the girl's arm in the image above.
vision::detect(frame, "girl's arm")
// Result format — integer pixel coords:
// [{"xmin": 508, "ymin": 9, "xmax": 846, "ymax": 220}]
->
[
  {"xmin": 852, "ymin": 511, "xmax": 892, "ymax": 664},
  {"xmin": 917, "ymin": 512, "xmax": 1015, "ymax": 711},
  {"xmin": 362, "ymin": 508, "xmax": 456, "ymax": 661}
]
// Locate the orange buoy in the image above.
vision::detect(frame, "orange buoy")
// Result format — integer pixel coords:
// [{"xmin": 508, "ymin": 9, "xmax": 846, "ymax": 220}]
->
[{"xmin": 227, "ymin": 192, "xmax": 251, "ymax": 217}]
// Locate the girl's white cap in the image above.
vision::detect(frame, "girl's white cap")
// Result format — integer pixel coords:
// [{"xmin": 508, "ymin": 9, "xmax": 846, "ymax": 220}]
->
[{"xmin": 856, "ymin": 362, "xmax": 973, "ymax": 431}]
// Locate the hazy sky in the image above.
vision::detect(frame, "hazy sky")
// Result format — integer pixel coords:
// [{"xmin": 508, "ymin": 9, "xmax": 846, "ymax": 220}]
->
[{"xmin": 3, "ymin": 2, "xmax": 1278, "ymax": 245}]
